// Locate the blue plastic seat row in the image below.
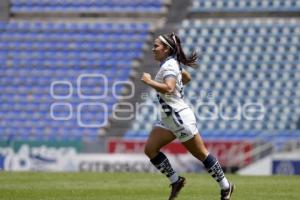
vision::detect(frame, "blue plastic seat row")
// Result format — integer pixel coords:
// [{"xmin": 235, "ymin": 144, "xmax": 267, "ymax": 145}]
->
[
  {"xmin": 182, "ymin": 27, "xmax": 299, "ymax": 35},
  {"xmin": 1, "ymin": 51, "xmax": 143, "ymax": 57},
  {"xmin": 0, "ymin": 49, "xmax": 143, "ymax": 55},
  {"xmin": 3, "ymin": 59, "xmax": 136, "ymax": 67},
  {"xmin": 0, "ymin": 105, "xmax": 114, "ymax": 118},
  {"xmin": 189, "ymin": 37, "xmax": 299, "ymax": 45},
  {"xmin": 11, "ymin": 6, "xmax": 164, "ymax": 13},
  {"xmin": 181, "ymin": 20, "xmax": 300, "ymax": 28},
  {"xmin": 190, "ymin": 0, "xmax": 300, "ymax": 13},
  {"xmin": 0, "ymin": 32, "xmax": 149, "ymax": 42},
  {"xmin": 1, "ymin": 67, "xmax": 131, "ymax": 76},
  {"xmin": 0, "ymin": 42, "xmax": 145, "ymax": 51},
  {"xmin": 195, "ymin": 61, "xmax": 300, "ymax": 67},
  {"xmin": 0, "ymin": 95, "xmax": 117, "ymax": 104},
  {"xmin": 10, "ymin": 0, "xmax": 165, "ymax": 12},
  {"xmin": 1, "ymin": 21, "xmax": 151, "ymax": 141},
  {"xmin": 2, "ymin": 59, "xmax": 137, "ymax": 66},
  {"xmin": 0, "ymin": 22, "xmax": 150, "ymax": 32},
  {"xmin": 192, "ymin": 70, "xmax": 300, "ymax": 79},
  {"xmin": 11, "ymin": 0, "xmax": 163, "ymax": 5},
  {"xmin": 1, "ymin": 54, "xmax": 142, "ymax": 61}
]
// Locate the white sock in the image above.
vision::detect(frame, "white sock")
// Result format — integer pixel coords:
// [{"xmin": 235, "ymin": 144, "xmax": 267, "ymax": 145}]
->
[
  {"xmin": 219, "ymin": 177, "xmax": 230, "ymax": 190},
  {"xmin": 169, "ymin": 173, "xmax": 179, "ymax": 184}
]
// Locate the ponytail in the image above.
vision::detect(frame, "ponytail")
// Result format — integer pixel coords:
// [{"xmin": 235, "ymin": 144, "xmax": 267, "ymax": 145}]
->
[{"xmin": 159, "ymin": 33, "xmax": 198, "ymax": 68}]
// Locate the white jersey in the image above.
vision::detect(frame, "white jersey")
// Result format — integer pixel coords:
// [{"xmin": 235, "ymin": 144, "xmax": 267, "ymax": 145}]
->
[
  {"xmin": 154, "ymin": 56, "xmax": 197, "ymax": 142},
  {"xmin": 154, "ymin": 56, "xmax": 190, "ymax": 115}
]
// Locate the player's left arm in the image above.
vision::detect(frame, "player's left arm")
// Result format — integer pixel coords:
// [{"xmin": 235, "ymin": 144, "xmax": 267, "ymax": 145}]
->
[
  {"xmin": 141, "ymin": 72, "xmax": 176, "ymax": 94},
  {"xmin": 182, "ymin": 69, "xmax": 191, "ymax": 85}
]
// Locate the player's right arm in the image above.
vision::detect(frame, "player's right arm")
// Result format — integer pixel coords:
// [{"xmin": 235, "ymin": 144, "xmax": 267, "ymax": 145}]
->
[{"xmin": 141, "ymin": 72, "xmax": 176, "ymax": 94}]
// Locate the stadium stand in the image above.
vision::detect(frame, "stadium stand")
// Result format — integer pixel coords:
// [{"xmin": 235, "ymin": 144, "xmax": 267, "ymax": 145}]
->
[
  {"xmin": 1, "ymin": 0, "xmax": 300, "ymax": 159},
  {"xmin": 190, "ymin": 0, "xmax": 300, "ymax": 13},
  {"xmin": 125, "ymin": 18, "xmax": 300, "ymax": 141},
  {"xmin": 0, "ymin": 21, "xmax": 151, "ymax": 141},
  {"xmin": 10, "ymin": 0, "xmax": 168, "ymax": 14},
  {"xmin": 180, "ymin": 18, "xmax": 300, "ymax": 131}
]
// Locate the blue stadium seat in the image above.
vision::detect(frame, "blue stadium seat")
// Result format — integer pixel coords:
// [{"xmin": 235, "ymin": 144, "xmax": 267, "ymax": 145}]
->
[
  {"xmin": 0, "ymin": 21, "xmax": 150, "ymax": 141},
  {"xmin": 190, "ymin": 0, "xmax": 300, "ymax": 13},
  {"xmin": 10, "ymin": 0, "xmax": 166, "ymax": 13},
  {"xmin": 125, "ymin": 18, "xmax": 300, "ymax": 140}
]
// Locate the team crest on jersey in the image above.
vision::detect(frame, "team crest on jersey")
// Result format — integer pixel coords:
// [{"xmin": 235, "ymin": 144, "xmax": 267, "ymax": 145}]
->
[{"xmin": 180, "ymin": 132, "xmax": 188, "ymax": 138}]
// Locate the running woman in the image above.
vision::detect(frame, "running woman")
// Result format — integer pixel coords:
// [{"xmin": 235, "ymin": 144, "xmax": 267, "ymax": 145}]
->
[{"xmin": 141, "ymin": 33, "xmax": 234, "ymax": 200}]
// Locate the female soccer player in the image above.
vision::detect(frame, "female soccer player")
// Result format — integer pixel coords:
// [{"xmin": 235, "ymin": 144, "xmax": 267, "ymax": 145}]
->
[{"xmin": 141, "ymin": 33, "xmax": 234, "ymax": 200}]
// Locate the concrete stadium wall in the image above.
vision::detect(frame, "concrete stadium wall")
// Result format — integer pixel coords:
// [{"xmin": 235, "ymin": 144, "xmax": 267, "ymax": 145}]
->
[{"xmin": 0, "ymin": 0, "xmax": 9, "ymax": 21}]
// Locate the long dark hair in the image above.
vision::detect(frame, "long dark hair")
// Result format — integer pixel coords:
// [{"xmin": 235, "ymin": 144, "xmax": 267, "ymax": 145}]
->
[{"xmin": 160, "ymin": 33, "xmax": 198, "ymax": 68}]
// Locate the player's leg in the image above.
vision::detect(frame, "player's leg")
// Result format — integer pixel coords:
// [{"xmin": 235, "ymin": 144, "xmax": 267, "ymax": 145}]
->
[
  {"xmin": 181, "ymin": 133, "xmax": 234, "ymax": 200},
  {"xmin": 181, "ymin": 133, "xmax": 229, "ymax": 187},
  {"xmin": 144, "ymin": 126, "xmax": 186, "ymax": 200},
  {"xmin": 144, "ymin": 126, "xmax": 178, "ymax": 183},
  {"xmin": 175, "ymin": 108, "xmax": 234, "ymax": 199},
  {"xmin": 144, "ymin": 126, "xmax": 175, "ymax": 159}
]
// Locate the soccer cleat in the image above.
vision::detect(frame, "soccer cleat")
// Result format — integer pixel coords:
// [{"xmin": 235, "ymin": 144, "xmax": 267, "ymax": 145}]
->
[
  {"xmin": 168, "ymin": 176, "xmax": 186, "ymax": 200},
  {"xmin": 220, "ymin": 182, "xmax": 235, "ymax": 200}
]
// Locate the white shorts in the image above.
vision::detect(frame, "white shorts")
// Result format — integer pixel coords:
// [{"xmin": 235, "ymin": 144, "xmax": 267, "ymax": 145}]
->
[{"xmin": 155, "ymin": 108, "xmax": 198, "ymax": 142}]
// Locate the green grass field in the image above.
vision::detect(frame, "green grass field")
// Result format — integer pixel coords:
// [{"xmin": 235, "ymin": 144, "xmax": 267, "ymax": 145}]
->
[{"xmin": 0, "ymin": 172, "xmax": 299, "ymax": 200}]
